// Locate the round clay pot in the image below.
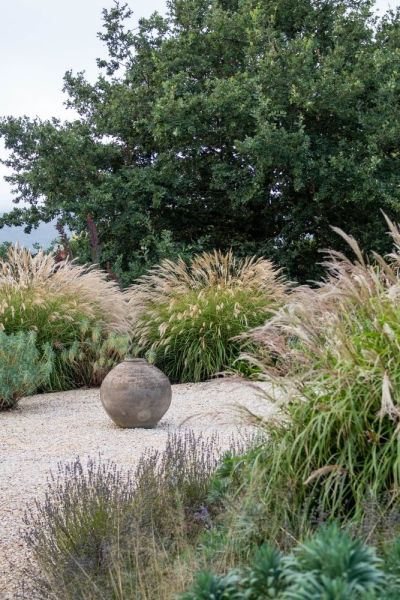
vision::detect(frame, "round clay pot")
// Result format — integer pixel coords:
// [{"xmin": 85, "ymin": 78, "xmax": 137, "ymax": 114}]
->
[{"xmin": 100, "ymin": 358, "xmax": 172, "ymax": 428}]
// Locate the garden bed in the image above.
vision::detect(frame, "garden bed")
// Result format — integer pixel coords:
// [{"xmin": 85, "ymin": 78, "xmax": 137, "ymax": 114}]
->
[{"xmin": 0, "ymin": 378, "xmax": 277, "ymax": 599}]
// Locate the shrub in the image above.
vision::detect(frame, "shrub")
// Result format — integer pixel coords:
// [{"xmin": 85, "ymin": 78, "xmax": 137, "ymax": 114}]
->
[
  {"xmin": 23, "ymin": 432, "xmax": 243, "ymax": 599},
  {"xmin": 0, "ymin": 245, "xmax": 130, "ymax": 390},
  {"xmin": 182, "ymin": 525, "xmax": 385, "ymax": 599},
  {"xmin": 238, "ymin": 218, "xmax": 400, "ymax": 539},
  {"xmin": 0, "ymin": 330, "xmax": 53, "ymax": 409},
  {"xmin": 127, "ymin": 251, "xmax": 288, "ymax": 383}
]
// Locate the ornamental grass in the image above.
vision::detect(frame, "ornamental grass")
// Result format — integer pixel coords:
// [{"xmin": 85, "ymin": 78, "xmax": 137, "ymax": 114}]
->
[
  {"xmin": 127, "ymin": 250, "xmax": 288, "ymax": 383},
  {"xmin": 236, "ymin": 218, "xmax": 400, "ymax": 540},
  {"xmin": 0, "ymin": 245, "xmax": 130, "ymax": 390}
]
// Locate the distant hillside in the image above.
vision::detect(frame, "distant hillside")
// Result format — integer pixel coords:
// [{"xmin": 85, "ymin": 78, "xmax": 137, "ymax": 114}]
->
[{"xmin": 0, "ymin": 215, "xmax": 58, "ymax": 249}]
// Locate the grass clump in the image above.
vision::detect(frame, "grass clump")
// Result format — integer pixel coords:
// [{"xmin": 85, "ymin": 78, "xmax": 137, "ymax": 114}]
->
[
  {"xmin": 0, "ymin": 245, "xmax": 130, "ymax": 390},
  {"xmin": 127, "ymin": 250, "xmax": 288, "ymax": 383},
  {"xmin": 0, "ymin": 330, "xmax": 53, "ymax": 410},
  {"xmin": 233, "ymin": 218, "xmax": 400, "ymax": 545},
  {"xmin": 23, "ymin": 431, "xmax": 243, "ymax": 600}
]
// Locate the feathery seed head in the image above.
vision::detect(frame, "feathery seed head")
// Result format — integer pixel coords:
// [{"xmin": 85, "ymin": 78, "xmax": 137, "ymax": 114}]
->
[{"xmin": 127, "ymin": 250, "xmax": 289, "ymax": 382}]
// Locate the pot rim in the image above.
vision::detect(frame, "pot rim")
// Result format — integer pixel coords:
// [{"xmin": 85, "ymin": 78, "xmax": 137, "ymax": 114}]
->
[{"xmin": 124, "ymin": 357, "xmax": 147, "ymax": 363}]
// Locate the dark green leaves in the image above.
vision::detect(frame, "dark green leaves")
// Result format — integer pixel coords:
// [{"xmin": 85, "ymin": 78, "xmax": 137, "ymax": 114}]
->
[{"xmin": 1, "ymin": 0, "xmax": 400, "ymax": 282}]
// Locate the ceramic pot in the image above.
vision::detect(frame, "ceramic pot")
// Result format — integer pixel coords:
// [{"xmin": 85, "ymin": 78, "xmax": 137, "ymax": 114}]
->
[{"xmin": 100, "ymin": 358, "xmax": 172, "ymax": 428}]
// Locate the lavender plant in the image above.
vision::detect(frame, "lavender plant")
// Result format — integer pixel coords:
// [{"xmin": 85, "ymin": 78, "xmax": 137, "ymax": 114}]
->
[{"xmin": 23, "ymin": 431, "xmax": 243, "ymax": 599}]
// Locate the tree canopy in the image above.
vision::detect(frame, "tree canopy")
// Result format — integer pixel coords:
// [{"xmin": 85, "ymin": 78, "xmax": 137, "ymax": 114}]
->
[{"xmin": 1, "ymin": 0, "xmax": 400, "ymax": 282}]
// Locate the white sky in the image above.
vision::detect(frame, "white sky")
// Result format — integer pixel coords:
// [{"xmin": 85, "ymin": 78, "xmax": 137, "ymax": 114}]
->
[{"xmin": 0, "ymin": 0, "xmax": 398, "ymax": 211}]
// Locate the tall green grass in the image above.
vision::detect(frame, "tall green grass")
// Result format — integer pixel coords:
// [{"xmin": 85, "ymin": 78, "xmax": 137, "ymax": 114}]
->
[
  {"xmin": 128, "ymin": 251, "xmax": 288, "ymax": 382},
  {"xmin": 237, "ymin": 219, "xmax": 400, "ymax": 542}
]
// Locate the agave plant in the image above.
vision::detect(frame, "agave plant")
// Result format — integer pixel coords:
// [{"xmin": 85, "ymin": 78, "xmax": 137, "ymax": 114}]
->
[
  {"xmin": 127, "ymin": 251, "xmax": 288, "ymax": 382},
  {"xmin": 0, "ymin": 245, "xmax": 130, "ymax": 390}
]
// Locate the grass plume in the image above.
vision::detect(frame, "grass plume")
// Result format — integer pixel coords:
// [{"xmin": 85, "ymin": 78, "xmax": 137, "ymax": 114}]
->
[{"xmin": 127, "ymin": 250, "xmax": 288, "ymax": 382}]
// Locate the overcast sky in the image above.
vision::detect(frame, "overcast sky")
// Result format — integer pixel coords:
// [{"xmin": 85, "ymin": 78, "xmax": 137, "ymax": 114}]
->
[{"xmin": 0, "ymin": 0, "xmax": 398, "ymax": 211}]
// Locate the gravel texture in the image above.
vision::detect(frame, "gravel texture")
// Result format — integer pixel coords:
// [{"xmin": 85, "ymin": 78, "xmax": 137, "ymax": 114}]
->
[{"xmin": 0, "ymin": 378, "xmax": 278, "ymax": 599}]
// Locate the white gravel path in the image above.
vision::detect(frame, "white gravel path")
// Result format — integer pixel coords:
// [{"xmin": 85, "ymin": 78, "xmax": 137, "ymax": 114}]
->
[{"xmin": 0, "ymin": 378, "xmax": 279, "ymax": 599}]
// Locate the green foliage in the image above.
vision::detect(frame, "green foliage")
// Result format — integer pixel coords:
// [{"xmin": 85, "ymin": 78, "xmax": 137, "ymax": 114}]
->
[
  {"xmin": 111, "ymin": 230, "xmax": 209, "ymax": 288},
  {"xmin": 129, "ymin": 251, "xmax": 287, "ymax": 382},
  {"xmin": 241, "ymin": 545, "xmax": 285, "ymax": 599},
  {"xmin": 0, "ymin": 241, "xmax": 11, "ymax": 260},
  {"xmin": 283, "ymin": 525, "xmax": 383, "ymax": 599},
  {"xmin": 0, "ymin": 245, "xmax": 129, "ymax": 390},
  {"xmin": 2, "ymin": 1, "xmax": 400, "ymax": 281},
  {"xmin": 180, "ymin": 572, "xmax": 241, "ymax": 600},
  {"xmin": 0, "ymin": 331, "xmax": 53, "ymax": 410},
  {"xmin": 380, "ymin": 537, "xmax": 400, "ymax": 598},
  {"xmin": 52, "ymin": 321, "xmax": 130, "ymax": 389},
  {"xmin": 225, "ymin": 221, "xmax": 400, "ymax": 549},
  {"xmin": 0, "ymin": 288, "xmax": 89, "ymax": 391},
  {"xmin": 140, "ymin": 286, "xmax": 271, "ymax": 383},
  {"xmin": 207, "ymin": 446, "xmax": 263, "ymax": 506},
  {"xmin": 23, "ymin": 432, "xmax": 243, "ymax": 599},
  {"xmin": 0, "ymin": 288, "xmax": 129, "ymax": 390},
  {"xmin": 182, "ymin": 525, "xmax": 385, "ymax": 599}
]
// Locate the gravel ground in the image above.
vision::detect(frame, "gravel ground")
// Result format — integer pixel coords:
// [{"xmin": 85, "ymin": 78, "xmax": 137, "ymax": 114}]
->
[{"xmin": 0, "ymin": 378, "xmax": 278, "ymax": 599}]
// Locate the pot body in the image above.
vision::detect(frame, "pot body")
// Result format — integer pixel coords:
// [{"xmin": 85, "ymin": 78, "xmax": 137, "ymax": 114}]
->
[{"xmin": 100, "ymin": 358, "xmax": 172, "ymax": 428}]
